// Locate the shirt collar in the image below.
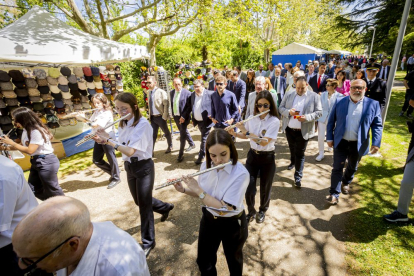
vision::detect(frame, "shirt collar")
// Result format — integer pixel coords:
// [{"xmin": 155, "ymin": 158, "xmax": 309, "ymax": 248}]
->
[
  {"xmin": 349, "ymin": 96, "xmax": 364, "ymax": 104},
  {"xmin": 195, "ymin": 90, "xmax": 204, "ymax": 97},
  {"xmin": 126, "ymin": 116, "xmax": 136, "ymax": 127},
  {"xmin": 211, "ymin": 161, "xmax": 233, "ymax": 174},
  {"xmin": 69, "ymin": 225, "xmax": 99, "ymax": 275},
  {"xmin": 367, "ymin": 77, "xmax": 376, "ymax": 82}
]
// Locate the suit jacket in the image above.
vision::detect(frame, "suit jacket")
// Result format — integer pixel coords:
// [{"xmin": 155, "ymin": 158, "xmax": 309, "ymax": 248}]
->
[
  {"xmin": 245, "ymin": 91, "xmax": 279, "ymax": 119},
  {"xmin": 309, "ymin": 74, "xmax": 328, "ymax": 93},
  {"xmin": 377, "ymin": 65, "xmax": 391, "ymax": 80},
  {"xmin": 170, "ymin": 88, "xmax": 192, "ymax": 122},
  {"xmin": 227, "ymin": 79, "xmax": 246, "ymax": 108},
  {"xmin": 365, "ymin": 79, "xmax": 386, "ymax": 109},
  {"xmin": 407, "ymin": 147, "xmax": 414, "ymax": 163},
  {"xmin": 149, "ymin": 87, "xmax": 171, "ymax": 120},
  {"xmin": 329, "ymin": 65, "xmax": 336, "ymax": 75},
  {"xmin": 305, "ymin": 72, "xmax": 316, "ymax": 83},
  {"xmin": 270, "ymin": 75, "xmax": 287, "ymax": 98},
  {"xmin": 208, "ymin": 80, "xmax": 215, "ymax": 91},
  {"xmin": 279, "ymin": 90, "xmax": 322, "ymax": 140},
  {"xmin": 182, "ymin": 89, "xmax": 214, "ymax": 127},
  {"xmin": 326, "ymin": 96, "xmax": 383, "ymax": 156}
]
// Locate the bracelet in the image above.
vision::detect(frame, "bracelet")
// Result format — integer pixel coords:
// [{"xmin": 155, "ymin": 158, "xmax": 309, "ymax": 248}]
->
[{"xmin": 182, "ymin": 188, "xmax": 186, "ymax": 193}]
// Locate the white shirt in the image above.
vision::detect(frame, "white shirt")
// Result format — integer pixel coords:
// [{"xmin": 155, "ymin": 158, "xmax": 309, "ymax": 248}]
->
[
  {"xmin": 173, "ymin": 89, "xmax": 181, "ymax": 116},
  {"xmin": 150, "ymin": 88, "xmax": 160, "ymax": 116},
  {"xmin": 57, "ymin": 221, "xmax": 150, "ymax": 276},
  {"xmin": 367, "ymin": 77, "xmax": 376, "ymax": 86},
  {"xmin": 194, "ymin": 91, "xmax": 203, "ymax": 121},
  {"xmin": 245, "ymin": 114, "xmax": 280, "ymax": 151},
  {"xmin": 343, "ymin": 97, "xmax": 364, "ymax": 141},
  {"xmin": 198, "ymin": 161, "xmax": 249, "ymax": 217},
  {"xmin": 90, "ymin": 109, "xmax": 115, "ymax": 138},
  {"xmin": 255, "ymin": 70, "xmax": 267, "ymax": 77},
  {"xmin": 288, "ymin": 91, "xmax": 308, "ymax": 129},
  {"xmin": 117, "ymin": 117, "xmax": 153, "ymax": 162},
  {"xmin": 21, "ymin": 129, "xmax": 54, "ymax": 156},
  {"xmin": 0, "ymin": 155, "xmax": 38, "ymax": 248}
]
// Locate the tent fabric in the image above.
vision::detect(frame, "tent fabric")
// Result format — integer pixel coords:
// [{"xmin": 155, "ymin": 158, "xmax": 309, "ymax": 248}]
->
[
  {"xmin": 326, "ymin": 50, "xmax": 353, "ymax": 55},
  {"xmin": 271, "ymin": 42, "xmax": 326, "ymax": 56},
  {"xmin": 0, "ymin": 6, "xmax": 149, "ymax": 66},
  {"xmin": 272, "ymin": 54, "xmax": 318, "ymax": 69}
]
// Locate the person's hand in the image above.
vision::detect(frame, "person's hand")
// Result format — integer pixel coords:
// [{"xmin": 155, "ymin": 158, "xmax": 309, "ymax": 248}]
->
[
  {"xmin": 289, "ymin": 108, "xmax": 296, "ymax": 116},
  {"xmin": 179, "ymin": 117, "xmax": 185, "ymax": 124},
  {"xmin": 225, "ymin": 118, "xmax": 234, "ymax": 125},
  {"xmin": 212, "ymin": 118, "xmax": 218, "ymax": 124},
  {"xmin": 327, "ymin": 141, "xmax": 334, "ymax": 148},
  {"xmin": 91, "ymin": 135, "xmax": 106, "ymax": 144},
  {"xmin": 181, "ymin": 175, "xmax": 200, "ymax": 193},
  {"xmin": 227, "ymin": 128, "xmax": 236, "ymax": 136},
  {"xmin": 95, "ymin": 127, "xmax": 110, "ymax": 140},
  {"xmin": 297, "ymin": 115, "xmax": 307, "ymax": 122},
  {"xmin": 370, "ymin": 146, "xmax": 379, "ymax": 154},
  {"xmin": 0, "ymin": 136, "xmax": 14, "ymax": 146},
  {"xmin": 235, "ymin": 121, "xmax": 247, "ymax": 132},
  {"xmin": 172, "ymin": 179, "xmax": 185, "ymax": 193}
]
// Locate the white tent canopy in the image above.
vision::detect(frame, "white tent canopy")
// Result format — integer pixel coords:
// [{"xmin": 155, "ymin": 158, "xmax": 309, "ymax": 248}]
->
[
  {"xmin": 326, "ymin": 50, "xmax": 353, "ymax": 55},
  {"xmin": 272, "ymin": 42, "xmax": 326, "ymax": 56},
  {"xmin": 0, "ymin": 6, "xmax": 149, "ymax": 66}
]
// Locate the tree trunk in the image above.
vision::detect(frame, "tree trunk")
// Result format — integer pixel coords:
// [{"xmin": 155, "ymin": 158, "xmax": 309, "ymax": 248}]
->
[
  {"xmin": 147, "ymin": 35, "xmax": 159, "ymax": 66},
  {"xmin": 202, "ymin": 45, "xmax": 208, "ymax": 61}
]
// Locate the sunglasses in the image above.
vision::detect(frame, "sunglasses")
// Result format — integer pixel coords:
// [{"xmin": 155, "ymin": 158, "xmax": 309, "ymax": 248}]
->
[
  {"xmin": 326, "ymin": 84, "xmax": 333, "ymax": 87},
  {"xmin": 256, "ymin": 103, "xmax": 270, "ymax": 108},
  {"xmin": 216, "ymin": 83, "xmax": 225, "ymax": 86},
  {"xmin": 350, "ymin": 86, "xmax": 364, "ymax": 90}
]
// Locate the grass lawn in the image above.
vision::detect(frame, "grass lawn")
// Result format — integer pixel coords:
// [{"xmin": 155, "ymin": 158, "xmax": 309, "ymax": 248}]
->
[
  {"xmin": 395, "ymin": 70, "xmax": 406, "ymax": 82},
  {"xmin": 346, "ymin": 87, "xmax": 414, "ymax": 275}
]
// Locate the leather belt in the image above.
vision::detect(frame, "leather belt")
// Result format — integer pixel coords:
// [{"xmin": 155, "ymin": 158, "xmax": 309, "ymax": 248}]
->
[
  {"xmin": 287, "ymin": 127, "xmax": 301, "ymax": 131},
  {"xmin": 251, "ymin": 149, "xmax": 274, "ymax": 155},
  {"xmin": 30, "ymin": 154, "xmax": 47, "ymax": 160},
  {"xmin": 151, "ymin": 114, "xmax": 162, "ymax": 117}
]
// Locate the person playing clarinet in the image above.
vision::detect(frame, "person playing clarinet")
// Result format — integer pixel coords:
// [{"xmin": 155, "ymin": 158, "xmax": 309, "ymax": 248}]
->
[
  {"xmin": 92, "ymin": 92, "xmax": 174, "ymax": 258},
  {"xmin": 227, "ymin": 90, "xmax": 280, "ymax": 224},
  {"xmin": 172, "ymin": 129, "xmax": 249, "ymax": 275}
]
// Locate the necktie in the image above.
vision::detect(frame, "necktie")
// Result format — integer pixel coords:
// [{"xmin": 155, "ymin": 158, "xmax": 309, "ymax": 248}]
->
[
  {"xmin": 149, "ymin": 90, "xmax": 154, "ymax": 115},
  {"xmin": 174, "ymin": 90, "xmax": 180, "ymax": 115},
  {"xmin": 275, "ymin": 77, "xmax": 278, "ymax": 93},
  {"xmin": 317, "ymin": 75, "xmax": 321, "ymax": 89}
]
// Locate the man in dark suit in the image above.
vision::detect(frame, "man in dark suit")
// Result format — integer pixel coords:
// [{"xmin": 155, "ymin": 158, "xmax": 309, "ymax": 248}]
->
[
  {"xmin": 377, "ymin": 59, "xmax": 391, "ymax": 81},
  {"xmin": 208, "ymin": 69, "xmax": 220, "ymax": 91},
  {"xmin": 228, "ymin": 70, "xmax": 246, "ymax": 116},
  {"xmin": 365, "ymin": 64, "xmax": 386, "ymax": 110},
  {"xmin": 182, "ymin": 79, "xmax": 214, "ymax": 165},
  {"xmin": 326, "ymin": 79, "xmax": 383, "ymax": 204},
  {"xmin": 328, "ymin": 64, "xmax": 344, "ymax": 79},
  {"xmin": 170, "ymin": 78, "xmax": 195, "ymax": 162},
  {"xmin": 305, "ymin": 64, "xmax": 316, "ymax": 83},
  {"xmin": 270, "ymin": 67, "xmax": 287, "ymax": 104},
  {"xmin": 309, "ymin": 62, "xmax": 328, "ymax": 93}
]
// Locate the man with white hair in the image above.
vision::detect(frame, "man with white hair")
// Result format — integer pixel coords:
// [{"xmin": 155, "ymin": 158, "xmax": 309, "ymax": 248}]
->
[
  {"xmin": 245, "ymin": 76, "xmax": 278, "ymax": 118},
  {"xmin": 377, "ymin": 59, "xmax": 390, "ymax": 81},
  {"xmin": 12, "ymin": 196, "xmax": 150, "ymax": 276}
]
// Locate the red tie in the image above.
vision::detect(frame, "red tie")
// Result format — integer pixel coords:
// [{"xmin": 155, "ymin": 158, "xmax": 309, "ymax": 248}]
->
[{"xmin": 317, "ymin": 75, "xmax": 322, "ymax": 89}]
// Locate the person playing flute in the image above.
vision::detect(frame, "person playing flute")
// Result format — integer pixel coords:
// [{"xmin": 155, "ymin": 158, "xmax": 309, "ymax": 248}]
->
[{"xmin": 172, "ymin": 129, "xmax": 249, "ymax": 275}]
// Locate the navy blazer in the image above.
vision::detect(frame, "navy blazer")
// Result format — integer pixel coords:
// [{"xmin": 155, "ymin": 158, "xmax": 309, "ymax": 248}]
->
[
  {"xmin": 208, "ymin": 80, "xmax": 215, "ymax": 91},
  {"xmin": 269, "ymin": 75, "xmax": 287, "ymax": 96},
  {"xmin": 227, "ymin": 79, "xmax": 246, "ymax": 109},
  {"xmin": 182, "ymin": 89, "xmax": 214, "ymax": 127},
  {"xmin": 309, "ymin": 74, "xmax": 328, "ymax": 93},
  {"xmin": 170, "ymin": 88, "xmax": 192, "ymax": 121},
  {"xmin": 326, "ymin": 96, "xmax": 383, "ymax": 156},
  {"xmin": 377, "ymin": 65, "xmax": 391, "ymax": 80}
]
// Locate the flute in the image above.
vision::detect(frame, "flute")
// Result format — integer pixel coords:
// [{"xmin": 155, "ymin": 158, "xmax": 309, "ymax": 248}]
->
[
  {"xmin": 75, "ymin": 113, "xmax": 130, "ymax": 147},
  {"xmin": 225, "ymin": 110, "xmax": 270, "ymax": 130},
  {"xmin": 247, "ymin": 136, "xmax": 268, "ymax": 142},
  {"xmin": 155, "ymin": 161, "xmax": 232, "ymax": 190}
]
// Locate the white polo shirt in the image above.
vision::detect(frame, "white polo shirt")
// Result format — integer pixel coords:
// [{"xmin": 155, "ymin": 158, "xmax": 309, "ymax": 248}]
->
[
  {"xmin": 117, "ymin": 116, "xmax": 153, "ymax": 162},
  {"xmin": 57, "ymin": 221, "xmax": 150, "ymax": 276},
  {"xmin": 0, "ymin": 155, "xmax": 38, "ymax": 248},
  {"xmin": 288, "ymin": 91, "xmax": 308, "ymax": 129},
  {"xmin": 198, "ymin": 161, "xmax": 249, "ymax": 217},
  {"xmin": 21, "ymin": 129, "xmax": 54, "ymax": 156},
  {"xmin": 245, "ymin": 114, "xmax": 280, "ymax": 151},
  {"xmin": 89, "ymin": 109, "xmax": 115, "ymax": 138}
]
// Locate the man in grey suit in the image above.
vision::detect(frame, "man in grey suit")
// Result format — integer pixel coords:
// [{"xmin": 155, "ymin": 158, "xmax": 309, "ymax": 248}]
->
[{"xmin": 279, "ymin": 76, "xmax": 322, "ymax": 187}]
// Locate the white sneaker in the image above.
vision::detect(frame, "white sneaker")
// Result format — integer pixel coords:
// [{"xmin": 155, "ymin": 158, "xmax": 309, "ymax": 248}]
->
[
  {"xmin": 315, "ymin": 154, "xmax": 324, "ymax": 162},
  {"xmin": 328, "ymin": 147, "xmax": 333, "ymax": 152}
]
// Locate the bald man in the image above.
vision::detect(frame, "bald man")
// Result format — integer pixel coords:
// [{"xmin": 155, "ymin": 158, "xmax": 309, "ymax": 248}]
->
[{"xmin": 13, "ymin": 197, "xmax": 150, "ymax": 276}]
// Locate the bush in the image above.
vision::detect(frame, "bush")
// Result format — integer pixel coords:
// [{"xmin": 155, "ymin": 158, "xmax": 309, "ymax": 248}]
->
[{"xmin": 116, "ymin": 61, "xmax": 147, "ymax": 107}]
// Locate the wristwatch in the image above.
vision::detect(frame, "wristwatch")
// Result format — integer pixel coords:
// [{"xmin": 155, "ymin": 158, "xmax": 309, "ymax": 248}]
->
[
  {"xmin": 245, "ymin": 131, "xmax": 250, "ymax": 136},
  {"xmin": 198, "ymin": 191, "xmax": 207, "ymax": 200},
  {"xmin": 114, "ymin": 144, "xmax": 120, "ymax": 150}
]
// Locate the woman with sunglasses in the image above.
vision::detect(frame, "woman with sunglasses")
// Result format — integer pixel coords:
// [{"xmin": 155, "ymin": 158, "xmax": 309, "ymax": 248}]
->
[
  {"xmin": 0, "ymin": 107, "xmax": 64, "ymax": 200},
  {"xmin": 316, "ymin": 79, "xmax": 344, "ymax": 162},
  {"xmin": 227, "ymin": 90, "xmax": 280, "ymax": 224},
  {"xmin": 93, "ymin": 92, "xmax": 173, "ymax": 258}
]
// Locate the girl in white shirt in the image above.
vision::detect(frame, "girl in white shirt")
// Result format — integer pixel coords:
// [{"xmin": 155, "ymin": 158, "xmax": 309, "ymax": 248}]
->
[
  {"xmin": 228, "ymin": 90, "xmax": 280, "ymax": 224},
  {"xmin": 93, "ymin": 92, "xmax": 173, "ymax": 258},
  {"xmin": 173, "ymin": 129, "xmax": 249, "ymax": 275},
  {"xmin": 0, "ymin": 107, "xmax": 64, "ymax": 200}
]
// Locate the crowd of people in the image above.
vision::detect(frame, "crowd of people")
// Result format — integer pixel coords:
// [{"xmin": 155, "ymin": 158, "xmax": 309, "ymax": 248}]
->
[{"xmin": 1, "ymin": 55, "xmax": 414, "ymax": 276}]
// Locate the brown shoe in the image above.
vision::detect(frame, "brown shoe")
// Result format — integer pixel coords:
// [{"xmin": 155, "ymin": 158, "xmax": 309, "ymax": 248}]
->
[
  {"xmin": 342, "ymin": 184, "xmax": 350, "ymax": 194},
  {"xmin": 325, "ymin": 195, "xmax": 338, "ymax": 205},
  {"xmin": 165, "ymin": 147, "xmax": 172, "ymax": 154}
]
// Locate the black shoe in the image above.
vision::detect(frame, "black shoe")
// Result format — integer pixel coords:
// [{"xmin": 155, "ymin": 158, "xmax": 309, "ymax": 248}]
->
[
  {"xmin": 194, "ymin": 158, "xmax": 203, "ymax": 165},
  {"xmin": 287, "ymin": 163, "xmax": 294, "ymax": 170},
  {"xmin": 185, "ymin": 145, "xmax": 196, "ymax": 152},
  {"xmin": 107, "ymin": 179, "xmax": 121, "ymax": 189},
  {"xmin": 141, "ymin": 243, "xmax": 156, "ymax": 258},
  {"xmin": 256, "ymin": 211, "xmax": 265, "ymax": 223},
  {"xmin": 246, "ymin": 213, "xmax": 256, "ymax": 223},
  {"xmin": 177, "ymin": 155, "xmax": 184, "ymax": 162},
  {"xmin": 165, "ymin": 147, "xmax": 172, "ymax": 154},
  {"xmin": 383, "ymin": 210, "xmax": 409, "ymax": 222},
  {"xmin": 161, "ymin": 204, "xmax": 174, "ymax": 222},
  {"xmin": 295, "ymin": 180, "xmax": 301, "ymax": 188}
]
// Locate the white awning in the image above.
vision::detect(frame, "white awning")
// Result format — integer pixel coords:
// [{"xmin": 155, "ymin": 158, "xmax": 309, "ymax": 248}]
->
[{"xmin": 272, "ymin": 42, "xmax": 327, "ymax": 56}]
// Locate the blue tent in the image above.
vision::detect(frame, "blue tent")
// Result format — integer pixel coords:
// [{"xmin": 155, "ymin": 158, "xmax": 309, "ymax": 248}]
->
[{"xmin": 272, "ymin": 43, "xmax": 327, "ymax": 67}]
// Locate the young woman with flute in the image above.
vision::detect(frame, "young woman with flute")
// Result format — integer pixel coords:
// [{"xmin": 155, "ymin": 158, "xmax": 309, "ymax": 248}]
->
[
  {"xmin": 92, "ymin": 92, "xmax": 173, "ymax": 258},
  {"xmin": 0, "ymin": 107, "xmax": 65, "ymax": 200},
  {"xmin": 172, "ymin": 129, "xmax": 249, "ymax": 275},
  {"xmin": 227, "ymin": 90, "xmax": 280, "ymax": 224}
]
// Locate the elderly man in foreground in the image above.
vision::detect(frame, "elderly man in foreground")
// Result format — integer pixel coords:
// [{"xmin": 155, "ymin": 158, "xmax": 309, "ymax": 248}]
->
[
  {"xmin": 326, "ymin": 79, "xmax": 383, "ymax": 205},
  {"xmin": 12, "ymin": 196, "xmax": 150, "ymax": 276}
]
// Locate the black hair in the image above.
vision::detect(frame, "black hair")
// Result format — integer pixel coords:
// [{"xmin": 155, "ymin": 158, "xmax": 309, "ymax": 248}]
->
[
  {"xmin": 253, "ymin": 90, "xmax": 280, "ymax": 118},
  {"xmin": 114, "ymin": 92, "xmax": 142, "ymax": 128},
  {"xmin": 12, "ymin": 107, "xmax": 52, "ymax": 143},
  {"xmin": 205, "ymin": 129, "xmax": 238, "ymax": 168}
]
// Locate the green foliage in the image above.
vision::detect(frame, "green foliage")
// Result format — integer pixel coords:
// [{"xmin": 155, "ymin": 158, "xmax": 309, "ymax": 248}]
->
[
  {"xmin": 116, "ymin": 61, "xmax": 147, "ymax": 108},
  {"xmin": 155, "ymin": 38, "xmax": 200, "ymax": 73}
]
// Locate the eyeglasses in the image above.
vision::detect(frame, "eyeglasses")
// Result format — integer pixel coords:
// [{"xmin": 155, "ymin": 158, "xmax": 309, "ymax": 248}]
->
[
  {"xmin": 115, "ymin": 106, "xmax": 129, "ymax": 113},
  {"xmin": 326, "ymin": 84, "xmax": 333, "ymax": 87},
  {"xmin": 20, "ymin": 236, "xmax": 79, "ymax": 275},
  {"xmin": 216, "ymin": 83, "xmax": 224, "ymax": 86},
  {"xmin": 350, "ymin": 86, "xmax": 364, "ymax": 90},
  {"xmin": 256, "ymin": 103, "xmax": 270, "ymax": 108}
]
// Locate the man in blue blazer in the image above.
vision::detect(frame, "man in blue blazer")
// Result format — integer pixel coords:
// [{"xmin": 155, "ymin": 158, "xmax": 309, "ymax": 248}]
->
[
  {"xmin": 228, "ymin": 70, "xmax": 246, "ymax": 116},
  {"xmin": 182, "ymin": 79, "xmax": 215, "ymax": 165},
  {"xmin": 170, "ymin": 78, "xmax": 195, "ymax": 162},
  {"xmin": 309, "ymin": 62, "xmax": 328, "ymax": 93},
  {"xmin": 325, "ymin": 79, "xmax": 383, "ymax": 204},
  {"xmin": 270, "ymin": 67, "xmax": 287, "ymax": 104}
]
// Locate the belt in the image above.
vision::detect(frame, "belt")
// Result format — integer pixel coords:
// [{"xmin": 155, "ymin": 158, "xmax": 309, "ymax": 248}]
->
[
  {"xmin": 251, "ymin": 149, "xmax": 274, "ymax": 155},
  {"xmin": 342, "ymin": 139, "xmax": 357, "ymax": 142},
  {"xmin": 202, "ymin": 207, "xmax": 244, "ymax": 219},
  {"xmin": 287, "ymin": 126, "xmax": 301, "ymax": 131},
  {"xmin": 30, "ymin": 154, "xmax": 47, "ymax": 160},
  {"xmin": 151, "ymin": 114, "xmax": 162, "ymax": 117}
]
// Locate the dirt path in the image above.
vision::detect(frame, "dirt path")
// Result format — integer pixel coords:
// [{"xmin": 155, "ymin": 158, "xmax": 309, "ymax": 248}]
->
[{"xmin": 60, "ymin": 127, "xmax": 356, "ymax": 275}]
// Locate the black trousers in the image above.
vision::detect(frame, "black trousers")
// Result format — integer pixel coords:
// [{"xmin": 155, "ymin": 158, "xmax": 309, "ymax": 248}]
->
[
  {"xmin": 173, "ymin": 116, "xmax": 194, "ymax": 157},
  {"xmin": 28, "ymin": 154, "xmax": 64, "ymax": 200},
  {"xmin": 285, "ymin": 127, "xmax": 309, "ymax": 182},
  {"xmin": 124, "ymin": 159, "xmax": 171, "ymax": 249},
  {"xmin": 402, "ymin": 89, "xmax": 414, "ymax": 115},
  {"xmin": 0, "ymin": 243, "xmax": 24, "ymax": 276},
  {"xmin": 197, "ymin": 208, "xmax": 248, "ymax": 276},
  {"xmin": 194, "ymin": 120, "xmax": 211, "ymax": 160},
  {"xmin": 408, "ymin": 130, "xmax": 414, "ymax": 155},
  {"xmin": 151, "ymin": 115, "xmax": 173, "ymax": 150},
  {"xmin": 245, "ymin": 149, "xmax": 276, "ymax": 214},
  {"xmin": 93, "ymin": 142, "xmax": 120, "ymax": 181}
]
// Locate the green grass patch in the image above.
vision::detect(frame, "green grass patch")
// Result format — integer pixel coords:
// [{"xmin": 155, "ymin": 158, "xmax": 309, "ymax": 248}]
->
[
  {"xmin": 395, "ymin": 70, "xmax": 406, "ymax": 82},
  {"xmin": 345, "ymin": 89, "xmax": 414, "ymax": 275}
]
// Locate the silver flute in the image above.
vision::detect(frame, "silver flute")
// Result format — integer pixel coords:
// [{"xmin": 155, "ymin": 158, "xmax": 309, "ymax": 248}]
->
[
  {"xmin": 155, "ymin": 161, "xmax": 233, "ymax": 190},
  {"xmin": 225, "ymin": 110, "xmax": 270, "ymax": 130},
  {"xmin": 75, "ymin": 113, "xmax": 130, "ymax": 147}
]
